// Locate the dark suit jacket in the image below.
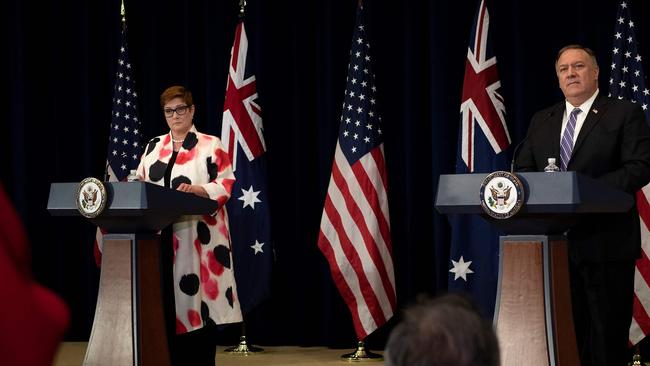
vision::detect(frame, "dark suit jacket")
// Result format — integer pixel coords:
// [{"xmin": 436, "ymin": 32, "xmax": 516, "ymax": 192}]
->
[{"xmin": 515, "ymin": 94, "xmax": 650, "ymax": 263}]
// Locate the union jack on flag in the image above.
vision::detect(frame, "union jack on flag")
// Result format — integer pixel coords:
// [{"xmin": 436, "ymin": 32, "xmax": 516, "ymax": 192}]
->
[
  {"xmin": 222, "ymin": 22, "xmax": 265, "ymax": 167},
  {"xmin": 317, "ymin": 5, "xmax": 395, "ymax": 340},
  {"xmin": 220, "ymin": 20, "xmax": 272, "ymax": 314},
  {"xmin": 459, "ymin": 0, "xmax": 509, "ymax": 172},
  {"xmin": 449, "ymin": 0, "xmax": 511, "ymax": 318},
  {"xmin": 606, "ymin": 1, "xmax": 650, "ymax": 347}
]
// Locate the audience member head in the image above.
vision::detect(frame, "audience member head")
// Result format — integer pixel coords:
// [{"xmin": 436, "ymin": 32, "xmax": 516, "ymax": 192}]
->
[{"xmin": 385, "ymin": 293, "xmax": 500, "ymax": 366}]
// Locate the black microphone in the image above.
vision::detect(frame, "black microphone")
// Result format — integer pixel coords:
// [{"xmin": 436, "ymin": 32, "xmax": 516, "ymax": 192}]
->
[
  {"xmin": 104, "ymin": 160, "xmax": 111, "ymax": 182},
  {"xmin": 510, "ymin": 110, "xmax": 554, "ymax": 173},
  {"xmin": 510, "ymin": 135, "xmax": 528, "ymax": 173}
]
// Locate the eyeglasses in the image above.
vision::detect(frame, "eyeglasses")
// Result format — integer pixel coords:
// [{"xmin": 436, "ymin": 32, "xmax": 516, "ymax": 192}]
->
[{"xmin": 163, "ymin": 105, "xmax": 192, "ymax": 118}]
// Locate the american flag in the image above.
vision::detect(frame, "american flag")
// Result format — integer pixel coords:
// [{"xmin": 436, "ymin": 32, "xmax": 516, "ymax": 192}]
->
[
  {"xmin": 94, "ymin": 22, "xmax": 143, "ymax": 264},
  {"xmin": 317, "ymin": 5, "xmax": 395, "ymax": 340},
  {"xmin": 105, "ymin": 28, "xmax": 143, "ymax": 182},
  {"xmin": 220, "ymin": 20, "xmax": 272, "ymax": 314},
  {"xmin": 448, "ymin": 0, "xmax": 511, "ymax": 318},
  {"xmin": 606, "ymin": 1, "xmax": 650, "ymax": 347}
]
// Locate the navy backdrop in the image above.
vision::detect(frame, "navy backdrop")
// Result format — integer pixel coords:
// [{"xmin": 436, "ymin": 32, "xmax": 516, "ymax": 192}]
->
[{"xmin": 5, "ymin": 0, "xmax": 650, "ymax": 350}]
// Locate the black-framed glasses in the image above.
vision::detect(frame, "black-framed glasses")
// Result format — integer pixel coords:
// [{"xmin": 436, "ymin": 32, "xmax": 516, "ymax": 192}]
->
[{"xmin": 163, "ymin": 105, "xmax": 192, "ymax": 118}]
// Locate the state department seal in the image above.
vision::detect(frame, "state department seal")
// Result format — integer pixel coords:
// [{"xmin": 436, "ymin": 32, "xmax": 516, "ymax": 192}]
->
[
  {"xmin": 76, "ymin": 177, "xmax": 108, "ymax": 218},
  {"xmin": 479, "ymin": 171, "xmax": 524, "ymax": 219}
]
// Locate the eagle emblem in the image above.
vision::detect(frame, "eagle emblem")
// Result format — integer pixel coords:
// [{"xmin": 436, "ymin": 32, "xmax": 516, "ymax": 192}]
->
[
  {"xmin": 479, "ymin": 171, "xmax": 524, "ymax": 220},
  {"xmin": 489, "ymin": 182, "xmax": 511, "ymax": 209},
  {"xmin": 81, "ymin": 185, "xmax": 99, "ymax": 210},
  {"xmin": 76, "ymin": 177, "xmax": 107, "ymax": 218}
]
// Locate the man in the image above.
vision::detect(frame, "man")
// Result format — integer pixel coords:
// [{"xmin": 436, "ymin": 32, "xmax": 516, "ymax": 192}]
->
[
  {"xmin": 385, "ymin": 294, "xmax": 499, "ymax": 366},
  {"xmin": 515, "ymin": 44, "xmax": 650, "ymax": 366}
]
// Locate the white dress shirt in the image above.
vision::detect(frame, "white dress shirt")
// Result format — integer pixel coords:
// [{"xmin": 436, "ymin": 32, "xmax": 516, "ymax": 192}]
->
[{"xmin": 559, "ymin": 89, "xmax": 599, "ymax": 146}]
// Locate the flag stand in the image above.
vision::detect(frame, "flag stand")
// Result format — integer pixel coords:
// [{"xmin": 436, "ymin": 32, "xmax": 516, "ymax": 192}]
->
[
  {"xmin": 224, "ymin": 322, "xmax": 264, "ymax": 355},
  {"xmin": 340, "ymin": 341, "xmax": 383, "ymax": 362},
  {"xmin": 631, "ymin": 345, "xmax": 642, "ymax": 366},
  {"xmin": 223, "ymin": 336, "xmax": 263, "ymax": 355}
]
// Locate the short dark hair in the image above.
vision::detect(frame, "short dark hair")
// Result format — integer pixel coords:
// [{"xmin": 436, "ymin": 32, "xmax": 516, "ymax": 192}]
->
[
  {"xmin": 385, "ymin": 294, "xmax": 500, "ymax": 366},
  {"xmin": 160, "ymin": 85, "xmax": 194, "ymax": 108},
  {"xmin": 555, "ymin": 44, "xmax": 599, "ymax": 69}
]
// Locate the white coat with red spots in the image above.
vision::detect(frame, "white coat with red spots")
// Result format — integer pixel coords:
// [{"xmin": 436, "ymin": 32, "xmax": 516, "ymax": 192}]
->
[{"xmin": 137, "ymin": 125, "xmax": 242, "ymax": 333}]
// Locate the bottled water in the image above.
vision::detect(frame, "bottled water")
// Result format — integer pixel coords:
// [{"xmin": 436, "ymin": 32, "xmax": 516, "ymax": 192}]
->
[
  {"xmin": 127, "ymin": 170, "xmax": 139, "ymax": 182},
  {"xmin": 544, "ymin": 158, "xmax": 560, "ymax": 172}
]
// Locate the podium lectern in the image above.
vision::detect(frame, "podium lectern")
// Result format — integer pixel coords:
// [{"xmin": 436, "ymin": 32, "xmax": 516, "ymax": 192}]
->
[
  {"xmin": 435, "ymin": 172, "xmax": 633, "ymax": 366},
  {"xmin": 48, "ymin": 181, "xmax": 218, "ymax": 366}
]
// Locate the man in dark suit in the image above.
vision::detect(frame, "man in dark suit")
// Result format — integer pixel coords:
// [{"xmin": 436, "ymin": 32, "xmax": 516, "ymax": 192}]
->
[{"xmin": 515, "ymin": 44, "xmax": 650, "ymax": 366}]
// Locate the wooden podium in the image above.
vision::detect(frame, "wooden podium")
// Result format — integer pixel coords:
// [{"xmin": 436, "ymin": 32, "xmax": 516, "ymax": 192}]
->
[
  {"xmin": 48, "ymin": 181, "xmax": 218, "ymax": 366},
  {"xmin": 435, "ymin": 172, "xmax": 633, "ymax": 366}
]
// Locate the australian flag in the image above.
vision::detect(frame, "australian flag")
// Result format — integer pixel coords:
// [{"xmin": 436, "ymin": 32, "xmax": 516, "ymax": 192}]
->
[
  {"xmin": 448, "ymin": 0, "xmax": 511, "ymax": 319},
  {"xmin": 221, "ymin": 20, "xmax": 272, "ymax": 314}
]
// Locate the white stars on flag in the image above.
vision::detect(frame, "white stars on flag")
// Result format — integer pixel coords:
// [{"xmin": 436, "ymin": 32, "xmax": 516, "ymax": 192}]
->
[
  {"xmin": 607, "ymin": 1, "xmax": 649, "ymax": 122},
  {"xmin": 238, "ymin": 185, "xmax": 262, "ymax": 209},
  {"xmin": 449, "ymin": 256, "xmax": 474, "ymax": 281},
  {"xmin": 106, "ymin": 29, "xmax": 142, "ymax": 180},
  {"xmin": 609, "ymin": 1, "xmax": 650, "ymax": 346},
  {"xmin": 250, "ymin": 240, "xmax": 265, "ymax": 254}
]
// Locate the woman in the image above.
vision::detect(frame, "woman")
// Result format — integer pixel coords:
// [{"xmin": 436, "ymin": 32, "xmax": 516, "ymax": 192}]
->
[{"xmin": 137, "ymin": 86, "xmax": 242, "ymax": 365}]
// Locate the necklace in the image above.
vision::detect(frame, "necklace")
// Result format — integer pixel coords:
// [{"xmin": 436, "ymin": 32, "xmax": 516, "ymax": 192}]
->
[{"xmin": 172, "ymin": 137, "xmax": 184, "ymax": 143}]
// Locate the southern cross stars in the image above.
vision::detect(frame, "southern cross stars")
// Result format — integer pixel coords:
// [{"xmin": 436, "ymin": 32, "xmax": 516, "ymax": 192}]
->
[
  {"xmin": 449, "ymin": 256, "xmax": 474, "ymax": 281},
  {"xmin": 238, "ymin": 185, "xmax": 261, "ymax": 209},
  {"xmin": 251, "ymin": 240, "xmax": 265, "ymax": 254}
]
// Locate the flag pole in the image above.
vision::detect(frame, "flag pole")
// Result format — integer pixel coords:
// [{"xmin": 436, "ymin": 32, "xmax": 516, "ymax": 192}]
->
[
  {"xmin": 104, "ymin": 0, "xmax": 127, "ymax": 183},
  {"xmin": 323, "ymin": 0, "xmax": 392, "ymax": 360},
  {"xmin": 341, "ymin": 5, "xmax": 381, "ymax": 361},
  {"xmin": 338, "ymin": 2, "xmax": 383, "ymax": 361},
  {"xmin": 222, "ymin": 1, "xmax": 265, "ymax": 355}
]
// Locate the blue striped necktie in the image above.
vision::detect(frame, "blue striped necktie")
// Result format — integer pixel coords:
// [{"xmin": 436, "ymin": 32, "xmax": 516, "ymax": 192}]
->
[{"xmin": 560, "ymin": 108, "xmax": 582, "ymax": 171}]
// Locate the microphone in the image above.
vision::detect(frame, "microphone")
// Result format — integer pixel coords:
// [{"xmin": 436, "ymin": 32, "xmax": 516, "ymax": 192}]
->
[
  {"xmin": 104, "ymin": 161, "xmax": 111, "ymax": 182},
  {"xmin": 510, "ymin": 109, "xmax": 554, "ymax": 173},
  {"xmin": 510, "ymin": 135, "xmax": 528, "ymax": 173}
]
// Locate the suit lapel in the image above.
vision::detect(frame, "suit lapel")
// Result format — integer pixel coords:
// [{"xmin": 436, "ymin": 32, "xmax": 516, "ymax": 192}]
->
[{"xmin": 570, "ymin": 95, "xmax": 608, "ymax": 160}]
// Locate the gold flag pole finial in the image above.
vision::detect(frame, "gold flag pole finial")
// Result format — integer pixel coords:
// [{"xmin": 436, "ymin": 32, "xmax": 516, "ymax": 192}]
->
[
  {"xmin": 120, "ymin": 0, "xmax": 126, "ymax": 25},
  {"xmin": 239, "ymin": 0, "xmax": 246, "ymax": 18}
]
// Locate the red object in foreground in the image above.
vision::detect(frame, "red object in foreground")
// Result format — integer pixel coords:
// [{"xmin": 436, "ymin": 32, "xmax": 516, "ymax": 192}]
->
[{"xmin": 0, "ymin": 183, "xmax": 69, "ymax": 366}]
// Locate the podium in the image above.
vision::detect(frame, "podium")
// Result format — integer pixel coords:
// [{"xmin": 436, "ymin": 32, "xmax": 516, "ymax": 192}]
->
[
  {"xmin": 48, "ymin": 181, "xmax": 218, "ymax": 366},
  {"xmin": 435, "ymin": 172, "xmax": 633, "ymax": 366}
]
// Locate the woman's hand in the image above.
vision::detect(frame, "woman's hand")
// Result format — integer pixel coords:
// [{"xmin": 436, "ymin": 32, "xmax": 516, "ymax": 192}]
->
[{"xmin": 176, "ymin": 183, "xmax": 208, "ymax": 198}]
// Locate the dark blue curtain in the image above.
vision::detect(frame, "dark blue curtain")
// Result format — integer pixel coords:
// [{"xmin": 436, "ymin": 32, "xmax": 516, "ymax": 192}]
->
[{"xmin": 5, "ymin": 0, "xmax": 650, "ymax": 350}]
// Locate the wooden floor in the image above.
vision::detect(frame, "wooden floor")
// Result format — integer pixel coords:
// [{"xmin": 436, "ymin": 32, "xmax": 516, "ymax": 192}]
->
[{"xmin": 53, "ymin": 342, "xmax": 386, "ymax": 366}]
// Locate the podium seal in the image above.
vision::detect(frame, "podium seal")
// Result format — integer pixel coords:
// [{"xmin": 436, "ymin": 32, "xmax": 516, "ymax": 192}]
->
[
  {"xmin": 76, "ymin": 177, "xmax": 107, "ymax": 218},
  {"xmin": 479, "ymin": 171, "xmax": 524, "ymax": 219}
]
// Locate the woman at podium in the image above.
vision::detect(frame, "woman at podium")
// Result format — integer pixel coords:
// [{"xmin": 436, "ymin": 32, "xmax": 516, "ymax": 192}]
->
[{"xmin": 136, "ymin": 85, "xmax": 242, "ymax": 365}]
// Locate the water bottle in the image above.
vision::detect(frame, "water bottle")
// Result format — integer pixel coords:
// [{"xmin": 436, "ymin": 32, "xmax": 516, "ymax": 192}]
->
[
  {"xmin": 544, "ymin": 158, "xmax": 560, "ymax": 172},
  {"xmin": 127, "ymin": 169, "xmax": 139, "ymax": 182}
]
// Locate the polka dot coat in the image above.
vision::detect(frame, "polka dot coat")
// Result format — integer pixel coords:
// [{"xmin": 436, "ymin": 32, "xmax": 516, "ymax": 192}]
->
[{"xmin": 137, "ymin": 125, "xmax": 242, "ymax": 333}]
